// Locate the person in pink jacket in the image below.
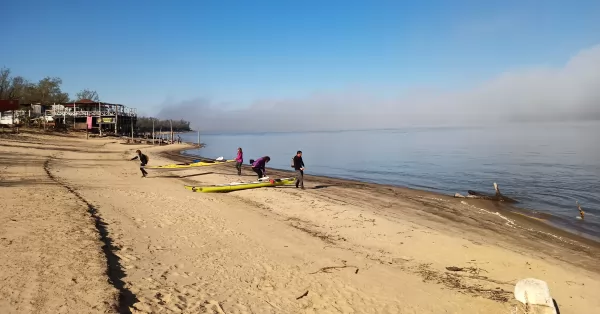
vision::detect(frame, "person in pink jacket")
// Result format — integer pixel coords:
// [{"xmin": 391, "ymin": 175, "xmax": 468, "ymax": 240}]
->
[{"xmin": 235, "ymin": 147, "xmax": 243, "ymax": 175}]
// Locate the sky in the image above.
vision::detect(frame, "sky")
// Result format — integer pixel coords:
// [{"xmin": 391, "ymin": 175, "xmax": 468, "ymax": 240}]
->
[{"xmin": 3, "ymin": 0, "xmax": 600, "ymax": 131}]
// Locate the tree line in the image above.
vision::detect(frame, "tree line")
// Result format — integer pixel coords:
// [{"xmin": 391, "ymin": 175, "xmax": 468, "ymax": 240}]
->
[
  {"xmin": 1, "ymin": 67, "xmax": 105, "ymax": 103},
  {"xmin": 1, "ymin": 67, "xmax": 193, "ymax": 131},
  {"xmin": 2, "ymin": 67, "xmax": 72, "ymax": 103},
  {"xmin": 137, "ymin": 117, "xmax": 192, "ymax": 133}
]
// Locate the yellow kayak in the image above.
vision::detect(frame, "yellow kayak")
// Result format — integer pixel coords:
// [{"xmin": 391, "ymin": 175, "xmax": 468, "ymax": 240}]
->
[
  {"xmin": 185, "ymin": 177, "xmax": 296, "ymax": 193},
  {"xmin": 146, "ymin": 159, "xmax": 234, "ymax": 170}
]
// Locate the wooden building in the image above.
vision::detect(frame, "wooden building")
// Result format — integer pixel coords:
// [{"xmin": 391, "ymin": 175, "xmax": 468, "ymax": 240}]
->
[{"xmin": 51, "ymin": 99, "xmax": 137, "ymax": 135}]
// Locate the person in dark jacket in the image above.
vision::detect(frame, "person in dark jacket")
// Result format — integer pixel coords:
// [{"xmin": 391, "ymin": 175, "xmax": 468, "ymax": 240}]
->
[
  {"xmin": 292, "ymin": 150, "xmax": 305, "ymax": 189},
  {"xmin": 130, "ymin": 149, "xmax": 149, "ymax": 177},
  {"xmin": 251, "ymin": 156, "xmax": 270, "ymax": 179}
]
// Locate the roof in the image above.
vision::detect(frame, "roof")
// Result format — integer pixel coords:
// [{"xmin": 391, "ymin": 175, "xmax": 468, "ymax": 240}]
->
[
  {"xmin": 57, "ymin": 101, "xmax": 123, "ymax": 107},
  {"xmin": 76, "ymin": 99, "xmax": 96, "ymax": 103},
  {"xmin": 0, "ymin": 99, "xmax": 20, "ymax": 111}
]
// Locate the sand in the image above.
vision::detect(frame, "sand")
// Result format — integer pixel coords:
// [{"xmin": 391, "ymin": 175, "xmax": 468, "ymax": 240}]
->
[{"xmin": 1, "ymin": 131, "xmax": 598, "ymax": 314}]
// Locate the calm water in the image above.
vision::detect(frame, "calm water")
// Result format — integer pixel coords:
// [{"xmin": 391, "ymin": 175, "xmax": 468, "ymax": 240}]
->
[{"xmin": 180, "ymin": 122, "xmax": 600, "ymax": 240}]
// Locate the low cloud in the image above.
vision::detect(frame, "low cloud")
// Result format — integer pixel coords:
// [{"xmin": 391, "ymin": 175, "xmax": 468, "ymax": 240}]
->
[{"xmin": 158, "ymin": 45, "xmax": 600, "ymax": 132}]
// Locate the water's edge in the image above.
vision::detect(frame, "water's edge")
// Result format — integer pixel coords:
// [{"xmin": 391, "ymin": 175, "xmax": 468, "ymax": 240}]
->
[{"xmin": 178, "ymin": 147, "xmax": 600, "ymax": 245}]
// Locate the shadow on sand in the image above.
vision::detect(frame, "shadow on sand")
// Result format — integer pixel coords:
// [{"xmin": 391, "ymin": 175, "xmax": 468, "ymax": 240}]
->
[
  {"xmin": 312, "ymin": 184, "xmax": 334, "ymax": 190},
  {"xmin": 43, "ymin": 158, "xmax": 138, "ymax": 313}
]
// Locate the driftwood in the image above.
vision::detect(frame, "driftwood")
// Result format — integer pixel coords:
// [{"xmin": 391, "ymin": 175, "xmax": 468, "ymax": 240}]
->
[
  {"xmin": 296, "ymin": 290, "xmax": 309, "ymax": 300},
  {"xmin": 576, "ymin": 201, "xmax": 585, "ymax": 220},
  {"xmin": 455, "ymin": 183, "xmax": 517, "ymax": 203}
]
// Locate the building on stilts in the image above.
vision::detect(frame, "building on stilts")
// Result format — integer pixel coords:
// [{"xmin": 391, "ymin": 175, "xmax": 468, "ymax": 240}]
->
[{"xmin": 48, "ymin": 99, "xmax": 137, "ymax": 135}]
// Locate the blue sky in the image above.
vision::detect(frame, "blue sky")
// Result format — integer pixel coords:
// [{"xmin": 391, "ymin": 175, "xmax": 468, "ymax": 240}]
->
[{"xmin": 3, "ymin": 0, "xmax": 600, "ymax": 128}]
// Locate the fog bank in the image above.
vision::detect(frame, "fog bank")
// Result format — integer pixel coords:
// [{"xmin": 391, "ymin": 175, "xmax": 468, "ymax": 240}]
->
[{"xmin": 158, "ymin": 45, "xmax": 600, "ymax": 132}]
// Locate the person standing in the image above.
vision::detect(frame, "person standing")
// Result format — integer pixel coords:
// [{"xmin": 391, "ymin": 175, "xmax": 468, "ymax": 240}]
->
[
  {"xmin": 235, "ymin": 147, "xmax": 244, "ymax": 176},
  {"xmin": 292, "ymin": 150, "xmax": 305, "ymax": 189},
  {"xmin": 251, "ymin": 156, "xmax": 270, "ymax": 179},
  {"xmin": 130, "ymin": 149, "xmax": 149, "ymax": 177}
]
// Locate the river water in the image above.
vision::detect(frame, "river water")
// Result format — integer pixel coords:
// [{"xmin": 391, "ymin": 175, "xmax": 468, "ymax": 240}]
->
[{"xmin": 180, "ymin": 121, "xmax": 600, "ymax": 240}]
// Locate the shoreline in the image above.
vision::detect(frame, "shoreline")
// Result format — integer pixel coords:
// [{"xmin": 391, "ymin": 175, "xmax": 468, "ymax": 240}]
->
[
  {"xmin": 179, "ymin": 125, "xmax": 600, "ymax": 242},
  {"xmin": 165, "ymin": 146, "xmax": 600, "ymax": 254}
]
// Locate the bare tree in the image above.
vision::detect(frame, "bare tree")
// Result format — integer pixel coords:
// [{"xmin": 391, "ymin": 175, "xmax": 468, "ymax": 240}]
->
[
  {"xmin": 8, "ymin": 76, "xmax": 32, "ymax": 102},
  {"xmin": 75, "ymin": 89, "xmax": 100, "ymax": 102},
  {"xmin": 0, "ymin": 67, "xmax": 11, "ymax": 98}
]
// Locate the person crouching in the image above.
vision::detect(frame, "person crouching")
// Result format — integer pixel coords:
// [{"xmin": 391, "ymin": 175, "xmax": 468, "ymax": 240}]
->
[{"xmin": 250, "ymin": 156, "xmax": 270, "ymax": 179}]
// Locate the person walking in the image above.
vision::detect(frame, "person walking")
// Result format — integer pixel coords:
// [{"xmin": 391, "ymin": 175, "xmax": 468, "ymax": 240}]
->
[
  {"xmin": 235, "ymin": 147, "xmax": 244, "ymax": 176},
  {"xmin": 130, "ymin": 149, "xmax": 149, "ymax": 177},
  {"xmin": 251, "ymin": 156, "xmax": 270, "ymax": 179},
  {"xmin": 292, "ymin": 150, "xmax": 305, "ymax": 189}
]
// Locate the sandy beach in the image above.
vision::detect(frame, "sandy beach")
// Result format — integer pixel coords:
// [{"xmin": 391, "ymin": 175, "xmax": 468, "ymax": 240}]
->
[{"xmin": 1, "ymin": 131, "xmax": 599, "ymax": 314}]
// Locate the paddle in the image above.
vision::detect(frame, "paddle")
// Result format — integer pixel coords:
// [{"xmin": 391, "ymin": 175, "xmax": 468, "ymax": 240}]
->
[{"xmin": 514, "ymin": 278, "xmax": 558, "ymax": 314}]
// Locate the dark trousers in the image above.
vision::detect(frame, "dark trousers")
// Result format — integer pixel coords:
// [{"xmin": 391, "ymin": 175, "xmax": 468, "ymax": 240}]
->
[
  {"xmin": 252, "ymin": 167, "xmax": 264, "ymax": 179},
  {"xmin": 140, "ymin": 163, "xmax": 148, "ymax": 176},
  {"xmin": 295, "ymin": 170, "xmax": 304, "ymax": 188},
  {"xmin": 235, "ymin": 162, "xmax": 242, "ymax": 175}
]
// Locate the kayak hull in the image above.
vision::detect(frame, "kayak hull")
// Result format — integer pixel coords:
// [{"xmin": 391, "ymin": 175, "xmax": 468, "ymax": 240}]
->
[{"xmin": 185, "ymin": 177, "xmax": 296, "ymax": 193}]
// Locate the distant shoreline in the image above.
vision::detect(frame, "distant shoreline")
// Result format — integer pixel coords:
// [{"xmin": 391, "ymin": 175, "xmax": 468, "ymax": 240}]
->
[
  {"xmin": 161, "ymin": 146, "xmax": 600, "ymax": 252},
  {"xmin": 182, "ymin": 120, "xmax": 600, "ymax": 136}
]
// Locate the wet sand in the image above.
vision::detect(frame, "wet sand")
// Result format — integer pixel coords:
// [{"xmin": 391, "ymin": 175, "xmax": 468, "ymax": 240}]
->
[{"xmin": 1, "ymin": 131, "xmax": 599, "ymax": 314}]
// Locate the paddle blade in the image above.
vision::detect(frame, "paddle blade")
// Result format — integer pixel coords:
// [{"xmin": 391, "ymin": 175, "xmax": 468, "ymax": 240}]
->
[{"xmin": 514, "ymin": 278, "xmax": 557, "ymax": 314}]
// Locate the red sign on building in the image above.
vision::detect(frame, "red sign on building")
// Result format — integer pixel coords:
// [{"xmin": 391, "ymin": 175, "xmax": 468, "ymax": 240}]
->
[{"xmin": 0, "ymin": 99, "xmax": 20, "ymax": 112}]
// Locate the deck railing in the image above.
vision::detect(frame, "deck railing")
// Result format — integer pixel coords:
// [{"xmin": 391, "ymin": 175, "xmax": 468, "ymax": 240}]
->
[{"xmin": 50, "ymin": 107, "xmax": 137, "ymax": 117}]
